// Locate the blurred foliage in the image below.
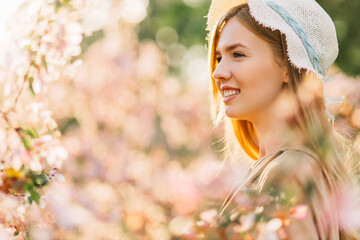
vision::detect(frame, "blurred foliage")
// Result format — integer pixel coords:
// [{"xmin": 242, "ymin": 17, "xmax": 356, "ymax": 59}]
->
[
  {"xmin": 138, "ymin": 0, "xmax": 210, "ymax": 48},
  {"xmin": 139, "ymin": 0, "xmax": 360, "ymax": 76},
  {"xmin": 318, "ymin": 0, "xmax": 360, "ymax": 76}
]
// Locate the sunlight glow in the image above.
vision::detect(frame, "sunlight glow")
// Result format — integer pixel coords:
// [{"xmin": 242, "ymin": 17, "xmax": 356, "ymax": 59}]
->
[{"xmin": 0, "ymin": 1, "xmax": 25, "ymax": 41}]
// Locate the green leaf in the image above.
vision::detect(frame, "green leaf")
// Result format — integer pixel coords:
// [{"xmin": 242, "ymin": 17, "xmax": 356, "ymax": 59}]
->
[
  {"xmin": 41, "ymin": 55, "xmax": 48, "ymax": 71},
  {"xmin": 28, "ymin": 188, "xmax": 40, "ymax": 205},
  {"xmin": 24, "ymin": 127, "xmax": 38, "ymax": 139},
  {"xmin": 26, "ymin": 231, "xmax": 33, "ymax": 240},
  {"xmin": 55, "ymin": 1, "xmax": 61, "ymax": 12},
  {"xmin": 25, "ymin": 180, "xmax": 42, "ymax": 205},
  {"xmin": 28, "ymin": 196, "xmax": 33, "ymax": 205},
  {"xmin": 14, "ymin": 230, "xmax": 20, "ymax": 236},
  {"xmin": 22, "ymin": 137, "xmax": 33, "ymax": 150},
  {"xmin": 34, "ymin": 174, "xmax": 49, "ymax": 187},
  {"xmin": 24, "ymin": 44, "xmax": 36, "ymax": 54},
  {"xmin": 28, "ymin": 77, "xmax": 35, "ymax": 96}
]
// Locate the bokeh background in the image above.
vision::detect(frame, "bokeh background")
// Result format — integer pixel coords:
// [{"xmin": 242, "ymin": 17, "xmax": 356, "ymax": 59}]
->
[{"xmin": 0, "ymin": 0, "xmax": 359, "ymax": 239}]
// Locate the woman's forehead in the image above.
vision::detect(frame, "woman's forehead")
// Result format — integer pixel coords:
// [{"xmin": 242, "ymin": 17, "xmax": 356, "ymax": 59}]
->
[{"xmin": 216, "ymin": 18, "xmax": 256, "ymax": 52}]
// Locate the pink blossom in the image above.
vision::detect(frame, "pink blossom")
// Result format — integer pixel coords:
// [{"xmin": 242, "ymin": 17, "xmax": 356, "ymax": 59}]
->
[
  {"xmin": 291, "ymin": 204, "xmax": 308, "ymax": 220},
  {"xmin": 199, "ymin": 209, "xmax": 217, "ymax": 224},
  {"xmin": 336, "ymin": 187, "xmax": 360, "ymax": 231},
  {"xmin": 233, "ymin": 213, "xmax": 255, "ymax": 232},
  {"xmin": 266, "ymin": 218, "xmax": 283, "ymax": 232},
  {"xmin": 168, "ymin": 165, "xmax": 201, "ymax": 215}
]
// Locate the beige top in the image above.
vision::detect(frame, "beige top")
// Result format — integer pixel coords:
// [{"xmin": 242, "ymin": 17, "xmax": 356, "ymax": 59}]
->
[{"xmin": 223, "ymin": 145, "xmax": 360, "ymax": 239}]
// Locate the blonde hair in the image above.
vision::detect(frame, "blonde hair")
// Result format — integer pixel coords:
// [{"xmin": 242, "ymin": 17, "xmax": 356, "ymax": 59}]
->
[{"xmin": 208, "ymin": 4, "xmax": 360, "ymax": 184}]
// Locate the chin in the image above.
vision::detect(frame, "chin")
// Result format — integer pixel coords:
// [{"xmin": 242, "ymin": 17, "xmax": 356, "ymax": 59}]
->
[
  {"xmin": 225, "ymin": 108, "xmax": 251, "ymax": 121},
  {"xmin": 225, "ymin": 109, "xmax": 242, "ymax": 119}
]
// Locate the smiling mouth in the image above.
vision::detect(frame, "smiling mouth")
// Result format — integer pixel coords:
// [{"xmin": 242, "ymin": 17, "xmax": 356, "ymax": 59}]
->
[
  {"xmin": 223, "ymin": 89, "xmax": 241, "ymax": 97},
  {"xmin": 222, "ymin": 89, "xmax": 241, "ymax": 103}
]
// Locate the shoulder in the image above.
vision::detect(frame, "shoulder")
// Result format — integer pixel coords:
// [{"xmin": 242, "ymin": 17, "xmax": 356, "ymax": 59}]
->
[
  {"xmin": 258, "ymin": 147, "xmax": 324, "ymax": 194},
  {"xmin": 267, "ymin": 147, "xmax": 322, "ymax": 177}
]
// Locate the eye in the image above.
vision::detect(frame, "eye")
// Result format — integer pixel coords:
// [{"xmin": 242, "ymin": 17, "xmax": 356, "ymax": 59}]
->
[
  {"xmin": 216, "ymin": 56, "xmax": 222, "ymax": 63},
  {"xmin": 233, "ymin": 52, "xmax": 244, "ymax": 58}
]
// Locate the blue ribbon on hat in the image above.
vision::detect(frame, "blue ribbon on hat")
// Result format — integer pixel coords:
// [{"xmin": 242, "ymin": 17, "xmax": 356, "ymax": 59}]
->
[
  {"xmin": 266, "ymin": 1, "xmax": 345, "ymax": 127},
  {"xmin": 266, "ymin": 1, "xmax": 324, "ymax": 76}
]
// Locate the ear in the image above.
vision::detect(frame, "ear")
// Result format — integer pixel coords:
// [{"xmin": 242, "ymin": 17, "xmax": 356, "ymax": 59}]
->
[
  {"xmin": 283, "ymin": 71, "xmax": 289, "ymax": 83},
  {"xmin": 281, "ymin": 67, "xmax": 289, "ymax": 84},
  {"xmin": 276, "ymin": 56, "xmax": 289, "ymax": 84}
]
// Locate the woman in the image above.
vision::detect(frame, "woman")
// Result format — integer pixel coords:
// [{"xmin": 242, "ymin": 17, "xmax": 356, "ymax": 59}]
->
[{"xmin": 202, "ymin": 0, "xmax": 360, "ymax": 239}]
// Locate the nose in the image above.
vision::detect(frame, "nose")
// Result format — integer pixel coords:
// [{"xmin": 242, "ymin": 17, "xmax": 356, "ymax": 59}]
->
[{"xmin": 212, "ymin": 60, "xmax": 231, "ymax": 81}]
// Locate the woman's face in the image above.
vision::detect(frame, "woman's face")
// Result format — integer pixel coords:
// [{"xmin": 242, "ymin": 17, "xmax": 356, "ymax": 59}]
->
[{"xmin": 213, "ymin": 17, "xmax": 288, "ymax": 121}]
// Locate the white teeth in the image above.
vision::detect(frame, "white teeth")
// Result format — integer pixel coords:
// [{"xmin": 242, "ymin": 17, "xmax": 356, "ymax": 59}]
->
[{"xmin": 224, "ymin": 89, "xmax": 240, "ymax": 97}]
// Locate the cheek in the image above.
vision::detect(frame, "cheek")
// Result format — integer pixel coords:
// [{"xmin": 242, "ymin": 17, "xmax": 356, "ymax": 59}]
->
[
  {"xmin": 242, "ymin": 59, "xmax": 283, "ymax": 94},
  {"xmin": 214, "ymin": 79, "xmax": 221, "ymax": 93},
  {"xmin": 214, "ymin": 78, "xmax": 220, "ymax": 88}
]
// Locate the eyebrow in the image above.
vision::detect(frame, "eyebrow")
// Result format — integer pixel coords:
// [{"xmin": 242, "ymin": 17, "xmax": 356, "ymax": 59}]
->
[{"xmin": 215, "ymin": 43, "xmax": 249, "ymax": 55}]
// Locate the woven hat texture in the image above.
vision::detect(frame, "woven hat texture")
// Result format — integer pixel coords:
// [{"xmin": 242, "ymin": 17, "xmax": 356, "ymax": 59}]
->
[{"xmin": 206, "ymin": 0, "xmax": 339, "ymax": 79}]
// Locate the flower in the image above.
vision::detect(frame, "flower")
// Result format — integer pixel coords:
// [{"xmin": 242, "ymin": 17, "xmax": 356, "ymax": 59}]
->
[
  {"xmin": 266, "ymin": 218, "xmax": 283, "ymax": 232},
  {"xmin": 199, "ymin": 209, "xmax": 217, "ymax": 225},
  {"xmin": 290, "ymin": 204, "xmax": 308, "ymax": 220},
  {"xmin": 233, "ymin": 213, "xmax": 256, "ymax": 233}
]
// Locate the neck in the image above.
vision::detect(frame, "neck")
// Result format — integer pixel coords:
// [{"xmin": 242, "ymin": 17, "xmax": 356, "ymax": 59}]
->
[
  {"xmin": 254, "ymin": 120, "xmax": 294, "ymax": 158},
  {"xmin": 250, "ymin": 106, "xmax": 302, "ymax": 159}
]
